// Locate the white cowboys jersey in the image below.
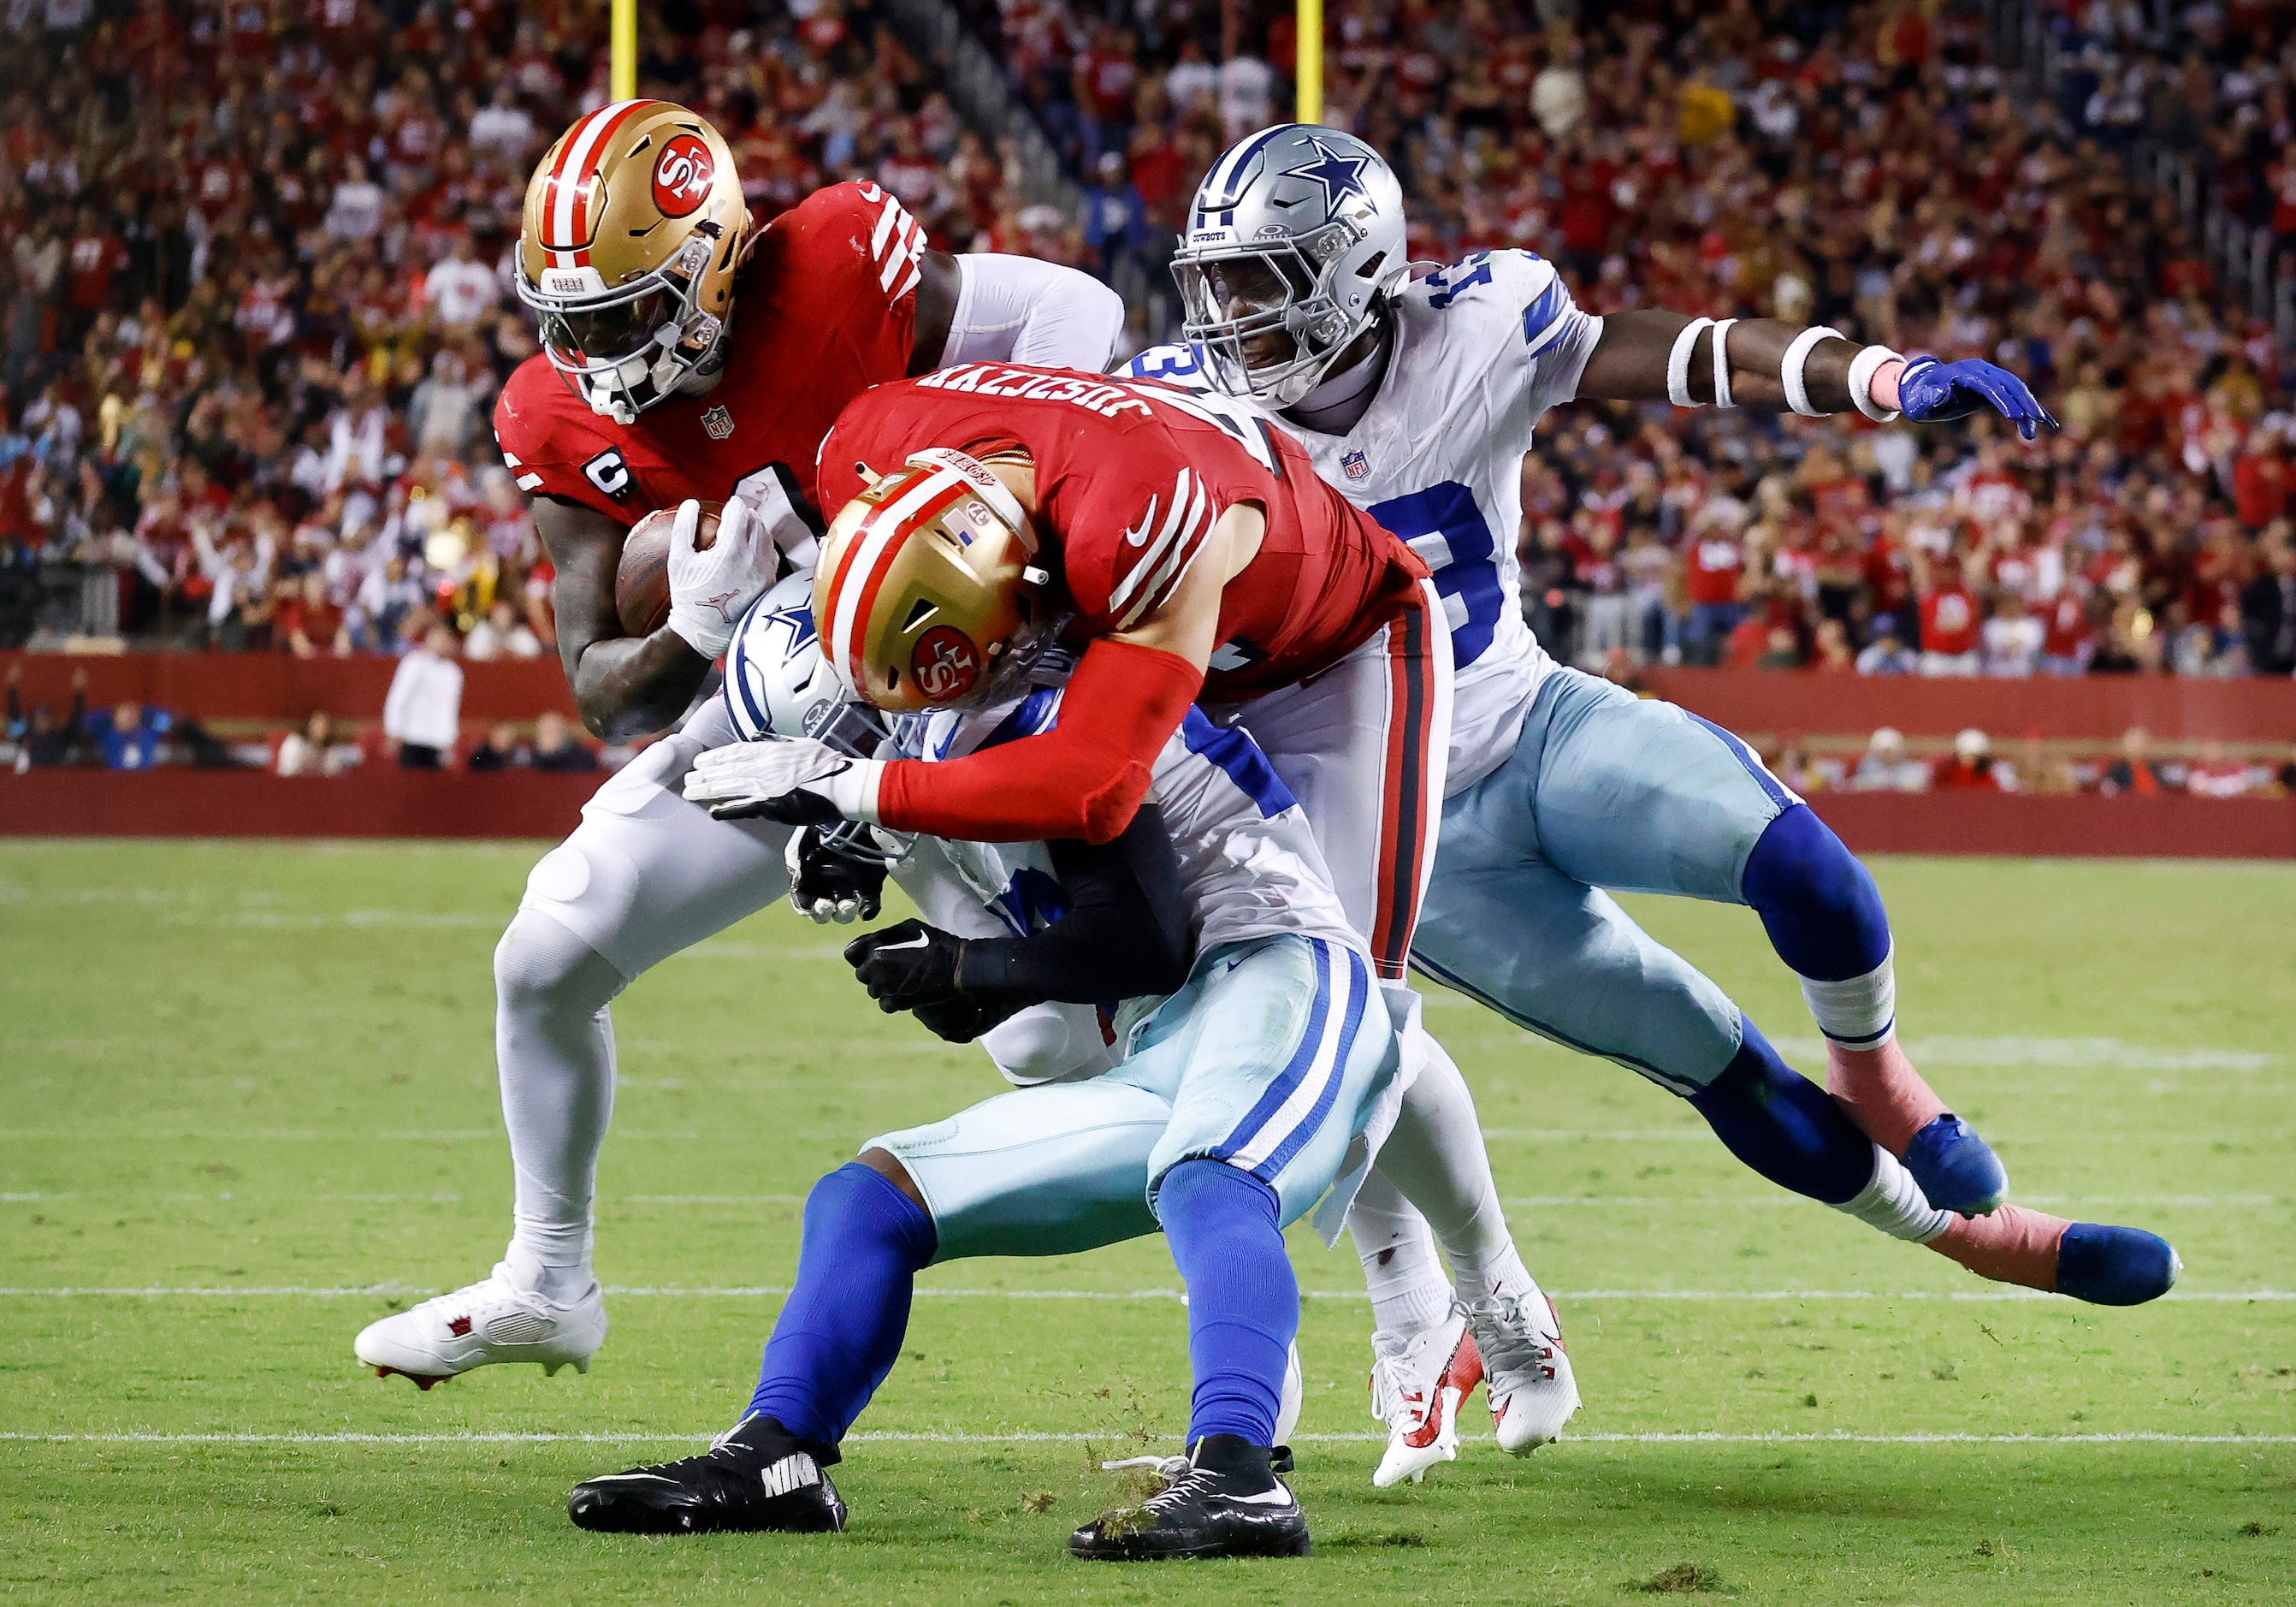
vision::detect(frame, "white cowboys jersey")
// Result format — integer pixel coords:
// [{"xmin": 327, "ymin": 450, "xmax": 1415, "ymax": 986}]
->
[
  {"xmin": 886, "ymin": 684, "xmax": 1364, "ymax": 1085},
  {"xmin": 1124, "ymin": 248, "xmax": 1601, "ymax": 791}
]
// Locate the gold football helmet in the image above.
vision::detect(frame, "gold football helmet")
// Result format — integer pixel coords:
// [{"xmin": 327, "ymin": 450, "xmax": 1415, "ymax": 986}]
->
[
  {"xmin": 516, "ymin": 100, "xmax": 748, "ymax": 424},
  {"xmin": 814, "ymin": 449, "xmax": 1059, "ymax": 714}
]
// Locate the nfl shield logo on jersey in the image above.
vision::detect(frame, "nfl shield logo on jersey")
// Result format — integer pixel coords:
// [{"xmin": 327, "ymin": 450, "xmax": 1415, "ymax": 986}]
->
[
  {"xmin": 701, "ymin": 405, "xmax": 735, "ymax": 440},
  {"xmin": 1341, "ymin": 449, "xmax": 1370, "ymax": 480}
]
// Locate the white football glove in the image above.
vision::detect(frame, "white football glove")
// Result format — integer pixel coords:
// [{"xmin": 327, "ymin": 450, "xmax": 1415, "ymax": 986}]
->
[
  {"xmin": 683, "ymin": 735, "xmax": 885, "ymax": 824},
  {"xmin": 666, "ymin": 495, "xmax": 778, "ymax": 660}
]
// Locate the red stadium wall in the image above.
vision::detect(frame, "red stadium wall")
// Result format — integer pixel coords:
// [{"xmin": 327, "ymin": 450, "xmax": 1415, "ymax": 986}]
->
[
  {"xmin": 1642, "ymin": 668, "xmax": 2296, "ymax": 743},
  {"xmin": 3, "ymin": 655, "xmax": 2293, "ymax": 853}
]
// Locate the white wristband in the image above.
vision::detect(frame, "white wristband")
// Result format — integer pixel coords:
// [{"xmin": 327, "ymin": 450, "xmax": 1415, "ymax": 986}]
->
[
  {"xmin": 1666, "ymin": 318, "xmax": 1714, "ymax": 408},
  {"xmin": 818, "ymin": 756, "xmax": 886, "ymax": 824},
  {"xmin": 1781, "ymin": 325, "xmax": 1844, "ymax": 417},
  {"xmin": 1848, "ymin": 343, "xmax": 1904, "ymax": 423},
  {"xmin": 1710, "ymin": 318, "xmax": 1738, "ymax": 410}
]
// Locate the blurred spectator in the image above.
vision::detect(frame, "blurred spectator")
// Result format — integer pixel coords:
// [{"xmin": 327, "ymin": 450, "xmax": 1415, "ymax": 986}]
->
[
  {"xmin": 2243, "ymin": 539, "xmax": 2296, "ymax": 676},
  {"xmin": 1850, "ymin": 726, "xmax": 1929, "ymax": 792},
  {"xmin": 277, "ymin": 573, "xmax": 350, "ymax": 660},
  {"xmin": 3, "ymin": 662, "xmax": 86, "ymax": 769},
  {"xmin": 276, "ymin": 711, "xmax": 363, "ymax": 778},
  {"xmin": 1932, "ymin": 727, "xmax": 2011, "ymax": 792},
  {"xmin": 1855, "ymin": 627, "xmax": 1919, "ymax": 676},
  {"xmin": 382, "ymin": 625, "xmax": 463, "ymax": 770},
  {"xmin": 2182, "ymin": 739, "xmax": 2254, "ymax": 798},
  {"xmin": 2276, "ymin": 738, "xmax": 2296, "ymax": 795},
  {"xmin": 463, "ymin": 600, "xmax": 542, "ymax": 661},
  {"xmin": 2099, "ymin": 726, "xmax": 2176, "ymax": 796},
  {"xmin": 1917, "ymin": 564, "xmax": 1982, "ymax": 677},
  {"xmin": 93, "ymin": 701, "xmax": 165, "ymax": 772},
  {"xmin": 530, "ymin": 709, "xmax": 600, "ymax": 774},
  {"xmin": 465, "ymin": 720, "xmax": 530, "ymax": 774}
]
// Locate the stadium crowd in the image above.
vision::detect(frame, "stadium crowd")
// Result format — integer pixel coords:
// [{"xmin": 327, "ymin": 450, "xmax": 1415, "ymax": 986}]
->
[{"xmin": 2, "ymin": 0, "xmax": 2295, "ymax": 696}]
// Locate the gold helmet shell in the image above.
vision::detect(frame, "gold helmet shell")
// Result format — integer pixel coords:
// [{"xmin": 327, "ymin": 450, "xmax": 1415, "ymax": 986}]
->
[
  {"xmin": 814, "ymin": 449, "xmax": 1056, "ymax": 714},
  {"xmin": 515, "ymin": 100, "xmax": 748, "ymax": 423}
]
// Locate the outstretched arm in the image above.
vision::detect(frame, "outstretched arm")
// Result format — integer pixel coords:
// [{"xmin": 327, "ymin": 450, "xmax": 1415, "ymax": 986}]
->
[{"xmin": 1577, "ymin": 311, "xmax": 2056, "ymax": 439}]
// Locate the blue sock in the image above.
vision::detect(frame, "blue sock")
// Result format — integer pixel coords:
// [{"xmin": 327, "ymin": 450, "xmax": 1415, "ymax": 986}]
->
[
  {"xmin": 1741, "ymin": 804, "xmax": 1891, "ymax": 981},
  {"xmin": 1689, "ymin": 1017, "xmax": 1875, "ymax": 1206},
  {"xmin": 748, "ymin": 1162, "xmax": 936, "ymax": 1446},
  {"xmin": 1157, "ymin": 1159, "xmax": 1296, "ymax": 1446}
]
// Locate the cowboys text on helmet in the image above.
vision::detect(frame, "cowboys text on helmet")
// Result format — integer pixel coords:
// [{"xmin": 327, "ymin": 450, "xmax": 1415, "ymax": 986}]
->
[
  {"xmin": 517, "ymin": 101, "xmax": 749, "ymax": 424},
  {"xmin": 1172, "ymin": 124, "xmax": 1408, "ymax": 407}
]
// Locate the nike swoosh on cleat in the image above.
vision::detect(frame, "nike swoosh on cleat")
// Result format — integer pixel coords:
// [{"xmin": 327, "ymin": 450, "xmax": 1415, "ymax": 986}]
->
[
  {"xmin": 1225, "ymin": 1488, "xmax": 1297, "ymax": 1506},
  {"xmin": 587, "ymin": 1473, "xmax": 687, "ymax": 1485}
]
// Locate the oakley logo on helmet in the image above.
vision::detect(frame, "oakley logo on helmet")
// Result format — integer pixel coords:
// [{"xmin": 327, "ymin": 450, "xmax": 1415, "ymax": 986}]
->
[
  {"xmin": 651, "ymin": 134, "xmax": 715, "ymax": 216},
  {"xmin": 910, "ymin": 626, "xmax": 980, "ymax": 702}
]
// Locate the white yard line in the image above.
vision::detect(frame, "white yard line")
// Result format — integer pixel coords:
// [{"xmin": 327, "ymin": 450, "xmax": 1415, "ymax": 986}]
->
[
  {"xmin": 2, "ymin": 1284, "xmax": 2287, "ymax": 1302},
  {"xmin": 1, "ymin": 1430, "xmax": 2287, "ymax": 1448}
]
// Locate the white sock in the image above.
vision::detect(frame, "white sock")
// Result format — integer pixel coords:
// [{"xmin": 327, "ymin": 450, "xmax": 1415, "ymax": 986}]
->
[
  {"xmin": 1374, "ymin": 1032, "xmax": 1535, "ymax": 1307},
  {"xmin": 494, "ymin": 908, "xmax": 625, "ymax": 1302},
  {"xmin": 1833, "ymin": 1144, "xmax": 1951, "ymax": 1243},
  {"xmin": 1800, "ymin": 946, "xmax": 1897, "ymax": 1049},
  {"xmin": 1346, "ymin": 1170, "xmax": 1455, "ymax": 1335}
]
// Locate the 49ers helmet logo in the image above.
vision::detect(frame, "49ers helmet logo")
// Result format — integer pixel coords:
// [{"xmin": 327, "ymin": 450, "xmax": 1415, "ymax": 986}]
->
[
  {"xmin": 910, "ymin": 626, "xmax": 981, "ymax": 703},
  {"xmin": 651, "ymin": 134, "xmax": 715, "ymax": 216}
]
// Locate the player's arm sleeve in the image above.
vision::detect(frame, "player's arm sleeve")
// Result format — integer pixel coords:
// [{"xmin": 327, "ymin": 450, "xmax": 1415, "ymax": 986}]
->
[
  {"xmin": 873, "ymin": 637, "xmax": 1203, "ymax": 844},
  {"xmin": 954, "ymin": 804, "xmax": 1192, "ymax": 1004},
  {"xmin": 490, "ymin": 392, "xmax": 635, "ymax": 526},
  {"xmin": 940, "ymin": 253, "xmax": 1127, "ymax": 371},
  {"xmin": 1489, "ymin": 250, "xmax": 1602, "ymax": 415}
]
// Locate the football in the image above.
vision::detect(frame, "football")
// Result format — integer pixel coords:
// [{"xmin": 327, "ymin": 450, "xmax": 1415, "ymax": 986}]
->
[{"xmin": 614, "ymin": 501, "xmax": 722, "ymax": 637}]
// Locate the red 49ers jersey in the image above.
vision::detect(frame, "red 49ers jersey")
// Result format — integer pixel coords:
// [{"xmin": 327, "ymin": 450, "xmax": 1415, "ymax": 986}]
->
[
  {"xmin": 816, "ymin": 364, "xmax": 1429, "ymax": 699},
  {"xmin": 492, "ymin": 181, "xmax": 927, "ymax": 526}
]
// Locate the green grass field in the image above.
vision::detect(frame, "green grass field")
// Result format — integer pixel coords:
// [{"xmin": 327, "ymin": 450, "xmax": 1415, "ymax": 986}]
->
[{"xmin": 2, "ymin": 842, "xmax": 2292, "ymax": 1604}]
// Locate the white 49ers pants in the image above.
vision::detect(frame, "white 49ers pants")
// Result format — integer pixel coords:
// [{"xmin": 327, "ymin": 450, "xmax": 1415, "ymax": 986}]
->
[{"xmin": 1221, "ymin": 578, "xmax": 1453, "ymax": 983}]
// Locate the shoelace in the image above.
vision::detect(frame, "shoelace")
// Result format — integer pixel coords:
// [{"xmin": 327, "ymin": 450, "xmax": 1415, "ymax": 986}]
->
[
  {"xmin": 1468, "ymin": 1295, "xmax": 1557, "ymax": 1379},
  {"xmin": 1100, "ymin": 1453, "xmax": 1188, "ymax": 1477},
  {"xmin": 1368, "ymin": 1351, "xmax": 1432, "ymax": 1424}
]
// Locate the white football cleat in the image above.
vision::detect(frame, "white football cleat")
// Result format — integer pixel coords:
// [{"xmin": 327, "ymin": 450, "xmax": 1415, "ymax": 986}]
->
[
  {"xmin": 1464, "ymin": 1289, "xmax": 1577, "ymax": 1452},
  {"xmin": 354, "ymin": 1264, "xmax": 607, "ymax": 1389},
  {"xmin": 1367, "ymin": 1308, "xmax": 1482, "ymax": 1487}
]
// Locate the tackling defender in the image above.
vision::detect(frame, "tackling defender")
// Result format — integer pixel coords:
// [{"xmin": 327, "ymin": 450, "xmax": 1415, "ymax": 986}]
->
[
  {"xmin": 353, "ymin": 101, "xmax": 1126, "ymax": 1386},
  {"xmin": 1121, "ymin": 126, "xmax": 2178, "ymax": 1465},
  {"xmin": 571, "ymin": 573, "xmax": 1405, "ymax": 1560}
]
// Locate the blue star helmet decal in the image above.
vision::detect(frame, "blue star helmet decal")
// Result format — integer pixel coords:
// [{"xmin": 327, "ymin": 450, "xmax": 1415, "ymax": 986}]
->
[{"xmin": 1287, "ymin": 135, "xmax": 1373, "ymax": 216}]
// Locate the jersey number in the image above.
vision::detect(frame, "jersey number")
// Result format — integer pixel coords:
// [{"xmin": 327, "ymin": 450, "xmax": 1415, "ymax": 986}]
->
[
  {"xmin": 1425, "ymin": 254, "xmax": 1494, "ymax": 310},
  {"xmin": 1368, "ymin": 482, "xmax": 1503, "ymax": 667}
]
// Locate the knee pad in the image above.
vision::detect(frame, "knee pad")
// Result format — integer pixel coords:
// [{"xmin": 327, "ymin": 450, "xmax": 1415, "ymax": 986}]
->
[
  {"xmin": 1741, "ymin": 804, "xmax": 1891, "ymax": 983},
  {"xmin": 494, "ymin": 908, "xmax": 625, "ymax": 1017}
]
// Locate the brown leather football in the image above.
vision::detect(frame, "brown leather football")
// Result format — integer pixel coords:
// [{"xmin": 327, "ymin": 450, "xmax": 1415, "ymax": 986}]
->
[{"xmin": 614, "ymin": 501, "xmax": 721, "ymax": 637}]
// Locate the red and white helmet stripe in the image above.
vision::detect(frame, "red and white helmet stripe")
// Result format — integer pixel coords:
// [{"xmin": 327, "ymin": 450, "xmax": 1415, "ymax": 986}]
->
[
  {"xmin": 538, "ymin": 99, "xmax": 654, "ymax": 269},
  {"xmin": 820, "ymin": 462, "xmax": 977, "ymax": 694}
]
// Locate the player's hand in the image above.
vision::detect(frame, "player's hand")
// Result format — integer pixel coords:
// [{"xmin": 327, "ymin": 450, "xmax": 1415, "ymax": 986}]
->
[
  {"xmin": 683, "ymin": 735, "xmax": 882, "ymax": 824},
  {"xmin": 732, "ymin": 462, "xmax": 826, "ymax": 573},
  {"xmin": 665, "ymin": 495, "xmax": 778, "ymax": 659},
  {"xmin": 785, "ymin": 826, "xmax": 888, "ymax": 923},
  {"xmin": 843, "ymin": 919, "xmax": 966, "ymax": 1013},
  {"xmin": 911, "ymin": 993, "xmax": 1026, "ymax": 1044},
  {"xmin": 1896, "ymin": 356, "xmax": 2059, "ymax": 442}
]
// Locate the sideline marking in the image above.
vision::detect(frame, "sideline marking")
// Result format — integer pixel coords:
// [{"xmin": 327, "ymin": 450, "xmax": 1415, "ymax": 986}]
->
[
  {"xmin": 2, "ymin": 1430, "xmax": 2287, "ymax": 1447},
  {"xmin": 3, "ymin": 1285, "xmax": 2287, "ymax": 1303}
]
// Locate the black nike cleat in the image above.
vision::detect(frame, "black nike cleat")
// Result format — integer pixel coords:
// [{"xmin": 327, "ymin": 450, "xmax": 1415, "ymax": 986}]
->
[
  {"xmin": 567, "ymin": 1413, "xmax": 848, "ymax": 1535},
  {"xmin": 1070, "ymin": 1434, "xmax": 1310, "ymax": 1561}
]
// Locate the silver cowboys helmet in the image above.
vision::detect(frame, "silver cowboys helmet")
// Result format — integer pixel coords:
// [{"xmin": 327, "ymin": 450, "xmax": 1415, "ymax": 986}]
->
[
  {"xmin": 1172, "ymin": 124, "xmax": 1408, "ymax": 406},
  {"xmin": 723, "ymin": 572, "xmax": 914, "ymax": 866}
]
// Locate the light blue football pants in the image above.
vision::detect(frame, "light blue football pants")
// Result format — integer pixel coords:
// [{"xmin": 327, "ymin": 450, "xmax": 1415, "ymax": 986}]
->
[
  {"xmin": 869, "ymin": 934, "xmax": 1398, "ymax": 1262},
  {"xmin": 1412, "ymin": 667, "xmax": 1797, "ymax": 1097}
]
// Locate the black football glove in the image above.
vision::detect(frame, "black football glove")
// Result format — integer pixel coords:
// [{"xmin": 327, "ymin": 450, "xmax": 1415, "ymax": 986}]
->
[
  {"xmin": 910, "ymin": 992, "xmax": 1028, "ymax": 1044},
  {"xmin": 784, "ymin": 827, "xmax": 888, "ymax": 924},
  {"xmin": 844, "ymin": 919, "xmax": 966, "ymax": 1013}
]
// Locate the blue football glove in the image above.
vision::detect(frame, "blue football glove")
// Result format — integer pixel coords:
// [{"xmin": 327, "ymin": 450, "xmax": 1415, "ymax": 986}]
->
[{"xmin": 1895, "ymin": 355, "xmax": 2059, "ymax": 441}]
